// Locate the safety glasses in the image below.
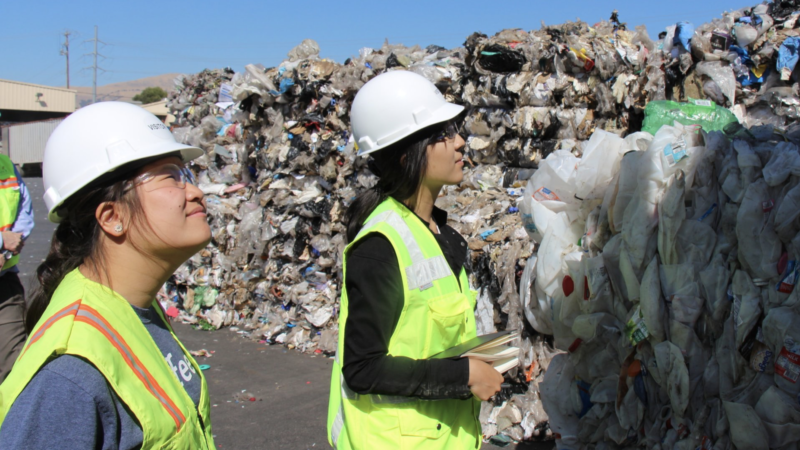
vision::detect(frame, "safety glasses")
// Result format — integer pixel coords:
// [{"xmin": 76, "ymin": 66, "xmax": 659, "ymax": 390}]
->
[
  {"xmin": 432, "ymin": 121, "xmax": 462, "ymax": 142},
  {"xmin": 125, "ymin": 163, "xmax": 196, "ymax": 192}
]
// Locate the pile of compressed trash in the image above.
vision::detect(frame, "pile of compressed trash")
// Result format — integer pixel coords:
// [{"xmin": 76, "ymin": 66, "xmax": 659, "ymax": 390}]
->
[
  {"xmin": 162, "ymin": 1, "xmax": 800, "ymax": 445},
  {"xmin": 528, "ymin": 120, "xmax": 800, "ymax": 449}
]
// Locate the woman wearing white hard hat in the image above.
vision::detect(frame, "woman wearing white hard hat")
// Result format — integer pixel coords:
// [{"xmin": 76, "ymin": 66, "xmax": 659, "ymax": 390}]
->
[
  {"xmin": 0, "ymin": 102, "xmax": 215, "ymax": 449},
  {"xmin": 327, "ymin": 71, "xmax": 503, "ymax": 449}
]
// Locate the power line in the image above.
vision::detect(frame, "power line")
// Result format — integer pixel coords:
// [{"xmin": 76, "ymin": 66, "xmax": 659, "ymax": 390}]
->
[
  {"xmin": 28, "ymin": 60, "xmax": 65, "ymax": 85},
  {"xmin": 0, "ymin": 32, "xmax": 54, "ymax": 42}
]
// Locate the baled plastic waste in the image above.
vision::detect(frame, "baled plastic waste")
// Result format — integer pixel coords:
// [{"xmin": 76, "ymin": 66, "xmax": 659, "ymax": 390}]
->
[{"xmin": 161, "ymin": 0, "xmax": 800, "ymax": 445}]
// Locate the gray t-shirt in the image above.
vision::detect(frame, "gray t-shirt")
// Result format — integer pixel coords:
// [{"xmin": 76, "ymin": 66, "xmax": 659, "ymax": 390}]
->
[{"xmin": 0, "ymin": 303, "xmax": 202, "ymax": 450}]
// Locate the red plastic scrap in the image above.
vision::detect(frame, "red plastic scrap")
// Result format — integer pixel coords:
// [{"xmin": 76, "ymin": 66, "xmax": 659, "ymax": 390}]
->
[
  {"xmin": 562, "ymin": 275, "xmax": 575, "ymax": 296},
  {"xmin": 525, "ymin": 362, "xmax": 537, "ymax": 382}
]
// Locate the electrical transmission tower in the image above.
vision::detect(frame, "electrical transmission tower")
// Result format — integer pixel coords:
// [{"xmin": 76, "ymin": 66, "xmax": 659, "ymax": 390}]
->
[
  {"xmin": 83, "ymin": 26, "xmax": 106, "ymax": 103},
  {"xmin": 60, "ymin": 31, "xmax": 71, "ymax": 88}
]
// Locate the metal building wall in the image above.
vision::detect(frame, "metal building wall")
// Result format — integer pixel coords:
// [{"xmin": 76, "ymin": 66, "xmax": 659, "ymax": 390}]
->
[
  {"xmin": 2, "ymin": 118, "xmax": 63, "ymax": 164},
  {"xmin": 0, "ymin": 79, "xmax": 76, "ymax": 113}
]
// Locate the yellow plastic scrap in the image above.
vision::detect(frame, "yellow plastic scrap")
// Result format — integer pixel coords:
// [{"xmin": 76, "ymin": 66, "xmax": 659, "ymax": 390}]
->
[
  {"xmin": 751, "ymin": 64, "xmax": 769, "ymax": 78},
  {"xmin": 570, "ymin": 47, "xmax": 591, "ymax": 61}
]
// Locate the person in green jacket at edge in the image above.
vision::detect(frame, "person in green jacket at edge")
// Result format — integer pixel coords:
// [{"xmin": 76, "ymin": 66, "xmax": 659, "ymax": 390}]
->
[
  {"xmin": 0, "ymin": 102, "xmax": 215, "ymax": 449},
  {"xmin": 327, "ymin": 70, "xmax": 504, "ymax": 449}
]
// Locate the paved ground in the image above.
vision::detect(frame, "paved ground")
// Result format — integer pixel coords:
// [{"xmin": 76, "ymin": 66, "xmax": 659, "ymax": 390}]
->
[
  {"xmin": 20, "ymin": 175, "xmax": 554, "ymax": 450},
  {"xmin": 16, "ymin": 176, "xmax": 57, "ymax": 292},
  {"xmin": 173, "ymin": 323, "xmax": 332, "ymax": 449},
  {"xmin": 173, "ymin": 323, "xmax": 554, "ymax": 450}
]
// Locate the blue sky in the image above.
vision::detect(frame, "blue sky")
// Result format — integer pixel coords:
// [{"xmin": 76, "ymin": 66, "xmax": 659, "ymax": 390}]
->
[{"xmin": 3, "ymin": 0, "xmax": 757, "ymax": 89}]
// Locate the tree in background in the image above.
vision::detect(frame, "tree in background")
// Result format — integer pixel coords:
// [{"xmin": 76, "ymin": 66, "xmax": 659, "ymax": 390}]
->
[{"xmin": 132, "ymin": 87, "xmax": 168, "ymax": 104}]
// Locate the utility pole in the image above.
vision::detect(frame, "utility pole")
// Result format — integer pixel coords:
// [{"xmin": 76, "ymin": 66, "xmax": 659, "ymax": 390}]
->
[
  {"xmin": 59, "ymin": 31, "xmax": 71, "ymax": 88},
  {"xmin": 83, "ymin": 26, "xmax": 105, "ymax": 103}
]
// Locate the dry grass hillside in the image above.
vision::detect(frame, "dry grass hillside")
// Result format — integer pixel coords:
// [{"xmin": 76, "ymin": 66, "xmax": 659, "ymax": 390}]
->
[{"xmin": 73, "ymin": 73, "xmax": 181, "ymax": 107}]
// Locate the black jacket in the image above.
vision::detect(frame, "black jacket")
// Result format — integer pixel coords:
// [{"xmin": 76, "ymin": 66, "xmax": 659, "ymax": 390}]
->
[{"xmin": 342, "ymin": 205, "xmax": 472, "ymax": 400}]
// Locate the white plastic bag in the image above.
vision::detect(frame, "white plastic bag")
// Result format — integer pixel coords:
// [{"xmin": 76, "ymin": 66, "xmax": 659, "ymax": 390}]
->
[
  {"xmin": 621, "ymin": 132, "xmax": 664, "ymax": 274},
  {"xmin": 574, "ymin": 130, "xmax": 626, "ymax": 200},
  {"xmin": 763, "ymin": 142, "xmax": 800, "ymax": 187},
  {"xmin": 528, "ymin": 149, "xmax": 580, "ymax": 212},
  {"xmin": 654, "ymin": 341, "xmax": 690, "ymax": 419},
  {"xmin": 736, "ymin": 179, "xmax": 781, "ymax": 280},
  {"xmin": 696, "ymin": 62, "xmax": 736, "ymax": 105},
  {"xmin": 754, "ymin": 386, "xmax": 800, "ymax": 448},
  {"xmin": 763, "ymin": 307, "xmax": 800, "ymax": 398},
  {"xmin": 723, "ymin": 401, "xmax": 769, "ymax": 450},
  {"xmin": 536, "ymin": 212, "xmax": 582, "ymax": 298},
  {"xmin": 540, "ymin": 354, "xmax": 581, "ymax": 449},
  {"xmin": 640, "ymin": 257, "xmax": 666, "ymax": 343},
  {"xmin": 519, "ymin": 254, "xmax": 553, "ymax": 334},
  {"xmin": 658, "ymin": 172, "xmax": 686, "ymax": 266},
  {"xmin": 611, "ymin": 151, "xmax": 643, "ymax": 234},
  {"xmin": 520, "ymin": 179, "xmax": 558, "ymax": 243}
]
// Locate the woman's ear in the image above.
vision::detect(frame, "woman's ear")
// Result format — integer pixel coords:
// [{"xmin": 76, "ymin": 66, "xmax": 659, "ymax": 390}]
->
[{"xmin": 95, "ymin": 201, "xmax": 126, "ymax": 237}]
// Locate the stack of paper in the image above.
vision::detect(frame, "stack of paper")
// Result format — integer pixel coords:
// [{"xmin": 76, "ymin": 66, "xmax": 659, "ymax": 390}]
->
[{"xmin": 432, "ymin": 330, "xmax": 520, "ymax": 374}]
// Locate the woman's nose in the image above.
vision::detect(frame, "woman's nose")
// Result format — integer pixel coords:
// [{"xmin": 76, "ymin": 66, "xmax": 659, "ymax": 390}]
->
[
  {"xmin": 454, "ymin": 134, "xmax": 466, "ymax": 150},
  {"xmin": 185, "ymin": 182, "xmax": 205, "ymax": 202}
]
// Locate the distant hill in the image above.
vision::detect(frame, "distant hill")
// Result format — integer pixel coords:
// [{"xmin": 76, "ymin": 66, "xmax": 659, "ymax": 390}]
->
[{"xmin": 73, "ymin": 73, "xmax": 182, "ymax": 107}]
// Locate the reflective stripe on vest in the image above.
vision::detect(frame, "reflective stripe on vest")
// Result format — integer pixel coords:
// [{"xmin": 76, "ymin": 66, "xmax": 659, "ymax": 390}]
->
[
  {"xmin": 0, "ymin": 156, "xmax": 20, "ymax": 271},
  {"xmin": 74, "ymin": 304, "xmax": 186, "ymax": 430},
  {"xmin": 0, "ymin": 177, "xmax": 19, "ymax": 190},
  {"xmin": 358, "ymin": 210, "xmax": 452, "ymax": 291},
  {"xmin": 20, "ymin": 301, "xmax": 81, "ymax": 358},
  {"xmin": 330, "ymin": 209, "xmax": 453, "ymax": 447},
  {"xmin": 20, "ymin": 301, "xmax": 186, "ymax": 431}
]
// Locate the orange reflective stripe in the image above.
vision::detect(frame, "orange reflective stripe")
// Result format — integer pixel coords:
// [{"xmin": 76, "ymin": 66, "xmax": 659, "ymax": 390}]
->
[
  {"xmin": 20, "ymin": 300, "xmax": 81, "ymax": 358},
  {"xmin": 75, "ymin": 304, "xmax": 186, "ymax": 430},
  {"xmin": 0, "ymin": 177, "xmax": 18, "ymax": 189},
  {"xmin": 0, "ymin": 224, "xmax": 12, "ymax": 231}
]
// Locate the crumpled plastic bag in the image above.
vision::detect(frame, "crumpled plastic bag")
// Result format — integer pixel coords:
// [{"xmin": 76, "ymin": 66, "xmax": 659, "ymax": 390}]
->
[{"xmin": 724, "ymin": 401, "xmax": 769, "ymax": 450}]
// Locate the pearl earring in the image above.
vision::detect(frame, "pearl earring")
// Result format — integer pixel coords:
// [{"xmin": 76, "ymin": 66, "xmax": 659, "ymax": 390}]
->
[{"xmin": 114, "ymin": 224, "xmax": 123, "ymax": 233}]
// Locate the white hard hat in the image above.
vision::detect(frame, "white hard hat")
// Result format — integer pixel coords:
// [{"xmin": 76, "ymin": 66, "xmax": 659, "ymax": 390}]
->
[
  {"xmin": 351, "ymin": 71, "xmax": 464, "ymax": 156},
  {"xmin": 43, "ymin": 101, "xmax": 204, "ymax": 223}
]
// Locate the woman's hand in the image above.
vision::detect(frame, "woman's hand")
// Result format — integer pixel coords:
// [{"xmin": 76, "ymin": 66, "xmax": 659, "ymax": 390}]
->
[{"xmin": 467, "ymin": 358, "xmax": 504, "ymax": 401}]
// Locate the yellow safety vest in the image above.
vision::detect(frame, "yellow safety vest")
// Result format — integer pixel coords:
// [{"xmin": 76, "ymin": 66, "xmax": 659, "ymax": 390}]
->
[
  {"xmin": 0, "ymin": 269, "xmax": 215, "ymax": 449},
  {"xmin": 0, "ymin": 155, "xmax": 20, "ymax": 271},
  {"xmin": 327, "ymin": 197, "xmax": 481, "ymax": 450}
]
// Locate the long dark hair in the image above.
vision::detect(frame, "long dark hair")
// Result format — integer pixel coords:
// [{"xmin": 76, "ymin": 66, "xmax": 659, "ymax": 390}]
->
[
  {"xmin": 344, "ymin": 124, "xmax": 446, "ymax": 242},
  {"xmin": 25, "ymin": 162, "xmax": 151, "ymax": 334}
]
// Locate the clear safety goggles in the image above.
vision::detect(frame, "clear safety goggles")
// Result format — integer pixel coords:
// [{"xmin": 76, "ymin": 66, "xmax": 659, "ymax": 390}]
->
[
  {"xmin": 432, "ymin": 121, "xmax": 462, "ymax": 142},
  {"xmin": 125, "ymin": 163, "xmax": 196, "ymax": 192}
]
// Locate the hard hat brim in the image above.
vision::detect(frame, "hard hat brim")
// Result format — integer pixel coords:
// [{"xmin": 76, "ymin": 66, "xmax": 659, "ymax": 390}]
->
[{"xmin": 46, "ymin": 141, "xmax": 204, "ymax": 223}]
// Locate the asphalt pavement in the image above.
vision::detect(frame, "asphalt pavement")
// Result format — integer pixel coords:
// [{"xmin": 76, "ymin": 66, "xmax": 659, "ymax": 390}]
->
[
  {"xmin": 16, "ymin": 176, "xmax": 57, "ymax": 292},
  {"xmin": 19, "ymin": 174, "xmax": 553, "ymax": 450},
  {"xmin": 173, "ymin": 322, "xmax": 554, "ymax": 450},
  {"xmin": 173, "ymin": 322, "xmax": 332, "ymax": 449}
]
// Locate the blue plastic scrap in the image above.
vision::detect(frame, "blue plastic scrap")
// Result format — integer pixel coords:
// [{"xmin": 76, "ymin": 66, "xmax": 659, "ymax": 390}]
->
[
  {"xmin": 576, "ymin": 379, "xmax": 593, "ymax": 418},
  {"xmin": 673, "ymin": 22, "xmax": 695, "ymax": 52},
  {"xmin": 480, "ymin": 229, "xmax": 498, "ymax": 239},
  {"xmin": 697, "ymin": 203, "xmax": 718, "ymax": 222},
  {"xmin": 778, "ymin": 37, "xmax": 800, "ymax": 74}
]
